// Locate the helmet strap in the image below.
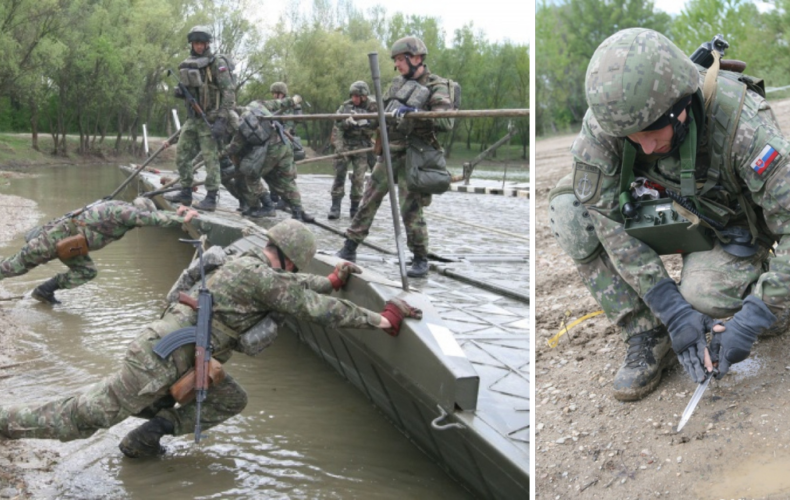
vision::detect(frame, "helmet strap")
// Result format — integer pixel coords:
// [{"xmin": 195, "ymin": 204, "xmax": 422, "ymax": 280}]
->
[{"xmin": 275, "ymin": 245, "xmax": 297, "ymax": 273}]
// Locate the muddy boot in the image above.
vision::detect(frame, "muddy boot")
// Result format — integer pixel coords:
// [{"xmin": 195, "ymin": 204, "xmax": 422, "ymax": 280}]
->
[
  {"xmin": 335, "ymin": 239, "xmax": 358, "ymax": 262},
  {"xmin": 328, "ymin": 197, "xmax": 342, "ymax": 220},
  {"xmin": 164, "ymin": 187, "xmax": 193, "ymax": 206},
  {"xmin": 194, "ymin": 190, "xmax": 219, "ymax": 211},
  {"xmin": 613, "ymin": 326, "xmax": 674, "ymax": 402},
  {"xmin": 406, "ymin": 255, "xmax": 429, "ymax": 278},
  {"xmin": 349, "ymin": 200, "xmax": 360, "ymax": 218},
  {"xmin": 257, "ymin": 193, "xmax": 276, "ymax": 217},
  {"xmin": 119, "ymin": 416, "xmax": 174, "ymax": 458},
  {"xmin": 275, "ymin": 198, "xmax": 290, "ymax": 213},
  {"xmin": 243, "ymin": 205, "xmax": 275, "ymax": 219},
  {"xmin": 291, "ymin": 207, "xmax": 315, "ymax": 223},
  {"xmin": 32, "ymin": 277, "xmax": 61, "ymax": 305}
]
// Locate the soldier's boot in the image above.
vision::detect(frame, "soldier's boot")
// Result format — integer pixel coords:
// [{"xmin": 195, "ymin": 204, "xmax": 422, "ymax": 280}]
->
[
  {"xmin": 258, "ymin": 193, "xmax": 276, "ymax": 217},
  {"xmin": 243, "ymin": 205, "xmax": 275, "ymax": 219},
  {"xmin": 275, "ymin": 199, "xmax": 290, "ymax": 212},
  {"xmin": 164, "ymin": 187, "xmax": 193, "ymax": 206},
  {"xmin": 328, "ymin": 197, "xmax": 342, "ymax": 220},
  {"xmin": 31, "ymin": 277, "xmax": 61, "ymax": 305},
  {"xmin": 406, "ymin": 255, "xmax": 429, "ymax": 278},
  {"xmin": 194, "ymin": 190, "xmax": 219, "ymax": 211},
  {"xmin": 612, "ymin": 326, "xmax": 674, "ymax": 402},
  {"xmin": 236, "ymin": 198, "xmax": 249, "ymax": 213},
  {"xmin": 291, "ymin": 207, "xmax": 315, "ymax": 223},
  {"xmin": 119, "ymin": 416, "xmax": 175, "ymax": 458},
  {"xmin": 335, "ymin": 239, "xmax": 358, "ymax": 262},
  {"xmin": 349, "ymin": 200, "xmax": 360, "ymax": 218}
]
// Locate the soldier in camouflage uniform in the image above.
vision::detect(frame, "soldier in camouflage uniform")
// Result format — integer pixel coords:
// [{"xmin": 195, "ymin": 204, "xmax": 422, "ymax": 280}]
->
[
  {"xmin": 0, "ymin": 198, "xmax": 198, "ymax": 305},
  {"xmin": 0, "ymin": 220, "xmax": 422, "ymax": 458},
  {"xmin": 222, "ymin": 100, "xmax": 313, "ymax": 221},
  {"xmin": 335, "ymin": 37, "xmax": 455, "ymax": 278},
  {"xmin": 328, "ymin": 81, "xmax": 378, "ymax": 220},
  {"xmin": 165, "ymin": 26, "xmax": 236, "ymax": 211},
  {"xmin": 550, "ymin": 28, "xmax": 787, "ymax": 401}
]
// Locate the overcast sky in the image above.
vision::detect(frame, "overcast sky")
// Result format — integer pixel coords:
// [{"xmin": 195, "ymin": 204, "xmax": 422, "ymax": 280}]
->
[{"xmin": 256, "ymin": 0, "xmax": 533, "ymax": 46}]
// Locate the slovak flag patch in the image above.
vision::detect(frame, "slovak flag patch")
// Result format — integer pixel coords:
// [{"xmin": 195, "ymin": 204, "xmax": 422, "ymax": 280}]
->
[{"xmin": 751, "ymin": 144, "xmax": 779, "ymax": 175}]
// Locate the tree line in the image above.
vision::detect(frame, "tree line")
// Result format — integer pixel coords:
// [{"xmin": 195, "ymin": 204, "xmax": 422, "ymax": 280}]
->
[
  {"xmin": 537, "ymin": 0, "xmax": 790, "ymax": 136},
  {"xmin": 0, "ymin": 0, "xmax": 528, "ymax": 159}
]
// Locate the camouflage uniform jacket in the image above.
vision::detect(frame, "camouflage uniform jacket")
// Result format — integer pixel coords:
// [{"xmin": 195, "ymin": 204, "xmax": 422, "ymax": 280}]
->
[
  {"xmin": 180, "ymin": 245, "xmax": 382, "ymax": 357},
  {"xmin": 571, "ymin": 68, "xmax": 790, "ymax": 313},
  {"xmin": 178, "ymin": 48, "xmax": 236, "ymax": 122},
  {"xmin": 260, "ymin": 97, "xmax": 301, "ymax": 135},
  {"xmin": 332, "ymin": 99, "xmax": 377, "ymax": 151},
  {"xmin": 385, "ymin": 66, "xmax": 454, "ymax": 147},
  {"xmin": 66, "ymin": 201, "xmax": 185, "ymax": 251}
]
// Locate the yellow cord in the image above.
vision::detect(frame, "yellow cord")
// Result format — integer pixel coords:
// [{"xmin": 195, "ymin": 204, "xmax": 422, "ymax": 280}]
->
[{"xmin": 547, "ymin": 310, "xmax": 604, "ymax": 348}]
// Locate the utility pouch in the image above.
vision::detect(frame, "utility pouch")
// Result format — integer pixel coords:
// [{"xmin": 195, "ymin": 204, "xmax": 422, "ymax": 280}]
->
[
  {"xmin": 239, "ymin": 112, "xmax": 271, "ymax": 145},
  {"xmin": 393, "ymin": 80, "xmax": 421, "ymax": 104},
  {"xmin": 169, "ymin": 358, "xmax": 226, "ymax": 404},
  {"xmin": 624, "ymin": 198, "xmax": 715, "ymax": 255},
  {"xmin": 179, "ymin": 68, "xmax": 203, "ymax": 88},
  {"xmin": 56, "ymin": 234, "xmax": 90, "ymax": 261},
  {"xmin": 405, "ymin": 84, "xmax": 430, "ymax": 109},
  {"xmin": 405, "ymin": 137, "xmax": 451, "ymax": 195},
  {"xmin": 291, "ymin": 136, "xmax": 306, "ymax": 161}
]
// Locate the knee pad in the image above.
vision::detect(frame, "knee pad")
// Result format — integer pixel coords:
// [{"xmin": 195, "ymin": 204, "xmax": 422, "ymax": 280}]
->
[{"xmin": 548, "ymin": 176, "xmax": 602, "ymax": 263}]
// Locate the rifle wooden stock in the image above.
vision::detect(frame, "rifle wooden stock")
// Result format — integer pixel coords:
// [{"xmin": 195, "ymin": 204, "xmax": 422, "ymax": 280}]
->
[{"xmin": 170, "ymin": 359, "xmax": 226, "ymax": 404}]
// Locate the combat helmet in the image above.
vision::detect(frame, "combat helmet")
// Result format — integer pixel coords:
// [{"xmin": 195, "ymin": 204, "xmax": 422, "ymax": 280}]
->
[
  {"xmin": 132, "ymin": 197, "xmax": 157, "ymax": 212},
  {"xmin": 349, "ymin": 81, "xmax": 370, "ymax": 97},
  {"xmin": 270, "ymin": 82, "xmax": 288, "ymax": 95},
  {"xmin": 585, "ymin": 28, "xmax": 699, "ymax": 137},
  {"xmin": 390, "ymin": 36, "xmax": 428, "ymax": 59},
  {"xmin": 266, "ymin": 219, "xmax": 316, "ymax": 272},
  {"xmin": 187, "ymin": 25, "xmax": 213, "ymax": 44}
]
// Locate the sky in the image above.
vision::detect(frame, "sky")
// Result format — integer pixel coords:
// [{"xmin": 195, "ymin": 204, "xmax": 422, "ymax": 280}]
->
[{"xmin": 257, "ymin": 0, "xmax": 533, "ymax": 46}]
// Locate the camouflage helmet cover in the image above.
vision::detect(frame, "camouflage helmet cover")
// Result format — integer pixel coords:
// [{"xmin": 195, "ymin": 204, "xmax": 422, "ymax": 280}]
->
[
  {"xmin": 585, "ymin": 28, "xmax": 699, "ymax": 137},
  {"xmin": 390, "ymin": 36, "xmax": 428, "ymax": 59},
  {"xmin": 270, "ymin": 82, "xmax": 288, "ymax": 95},
  {"xmin": 349, "ymin": 81, "xmax": 370, "ymax": 97},
  {"xmin": 266, "ymin": 219, "xmax": 316, "ymax": 271},
  {"xmin": 132, "ymin": 196, "xmax": 157, "ymax": 212},
  {"xmin": 187, "ymin": 25, "xmax": 213, "ymax": 43}
]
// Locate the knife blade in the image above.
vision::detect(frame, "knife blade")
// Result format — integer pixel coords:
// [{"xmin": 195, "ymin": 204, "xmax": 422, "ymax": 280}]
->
[{"xmin": 676, "ymin": 371, "xmax": 714, "ymax": 432}]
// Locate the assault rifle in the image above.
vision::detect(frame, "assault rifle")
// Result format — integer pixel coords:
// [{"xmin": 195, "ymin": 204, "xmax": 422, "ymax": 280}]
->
[
  {"xmin": 153, "ymin": 238, "xmax": 214, "ymax": 443},
  {"xmin": 167, "ymin": 69, "xmax": 214, "ymax": 135}
]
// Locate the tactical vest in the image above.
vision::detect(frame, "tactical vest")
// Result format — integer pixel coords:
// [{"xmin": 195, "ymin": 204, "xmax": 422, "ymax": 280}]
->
[
  {"xmin": 626, "ymin": 69, "xmax": 772, "ymax": 250},
  {"xmin": 238, "ymin": 102, "xmax": 273, "ymax": 146},
  {"xmin": 178, "ymin": 53, "xmax": 234, "ymax": 117}
]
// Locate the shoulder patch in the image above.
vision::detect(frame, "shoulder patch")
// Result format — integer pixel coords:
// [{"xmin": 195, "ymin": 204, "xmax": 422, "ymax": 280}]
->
[
  {"xmin": 573, "ymin": 161, "xmax": 602, "ymax": 204},
  {"xmin": 750, "ymin": 144, "xmax": 780, "ymax": 175}
]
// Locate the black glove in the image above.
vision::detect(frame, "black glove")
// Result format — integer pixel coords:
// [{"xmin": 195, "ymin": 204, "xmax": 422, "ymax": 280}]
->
[
  {"xmin": 174, "ymin": 87, "xmax": 185, "ymax": 99},
  {"xmin": 643, "ymin": 278, "xmax": 715, "ymax": 383},
  {"xmin": 709, "ymin": 295, "xmax": 776, "ymax": 378},
  {"xmin": 211, "ymin": 118, "xmax": 227, "ymax": 142}
]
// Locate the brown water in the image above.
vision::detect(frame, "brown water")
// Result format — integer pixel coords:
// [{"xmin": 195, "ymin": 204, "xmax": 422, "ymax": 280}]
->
[{"xmin": 0, "ymin": 165, "xmax": 471, "ymax": 499}]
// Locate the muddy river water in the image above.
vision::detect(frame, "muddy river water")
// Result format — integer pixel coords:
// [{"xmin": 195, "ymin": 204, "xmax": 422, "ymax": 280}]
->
[{"xmin": 0, "ymin": 165, "xmax": 470, "ymax": 499}]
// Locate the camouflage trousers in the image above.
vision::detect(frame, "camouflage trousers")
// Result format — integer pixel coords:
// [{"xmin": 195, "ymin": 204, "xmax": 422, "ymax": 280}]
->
[
  {"xmin": 0, "ymin": 311, "xmax": 248, "ymax": 441},
  {"xmin": 551, "ymin": 174, "xmax": 778, "ymax": 341},
  {"xmin": 0, "ymin": 223, "xmax": 97, "ymax": 289},
  {"xmin": 243, "ymin": 142, "xmax": 304, "ymax": 210},
  {"xmin": 176, "ymin": 118, "xmax": 221, "ymax": 191},
  {"xmin": 330, "ymin": 144, "xmax": 371, "ymax": 201},
  {"xmin": 345, "ymin": 151, "xmax": 430, "ymax": 258}
]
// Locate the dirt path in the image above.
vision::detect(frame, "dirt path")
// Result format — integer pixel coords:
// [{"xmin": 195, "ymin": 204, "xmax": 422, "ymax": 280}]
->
[{"xmin": 535, "ymin": 99, "xmax": 790, "ymax": 499}]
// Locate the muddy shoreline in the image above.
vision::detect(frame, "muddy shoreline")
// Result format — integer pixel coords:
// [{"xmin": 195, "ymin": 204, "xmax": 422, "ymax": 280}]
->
[{"xmin": 0, "ymin": 185, "xmax": 44, "ymax": 499}]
